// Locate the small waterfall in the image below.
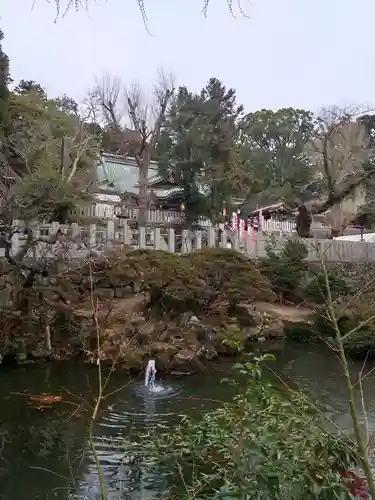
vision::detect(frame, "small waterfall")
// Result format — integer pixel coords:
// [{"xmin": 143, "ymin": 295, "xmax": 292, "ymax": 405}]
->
[{"xmin": 144, "ymin": 360, "xmax": 156, "ymax": 389}]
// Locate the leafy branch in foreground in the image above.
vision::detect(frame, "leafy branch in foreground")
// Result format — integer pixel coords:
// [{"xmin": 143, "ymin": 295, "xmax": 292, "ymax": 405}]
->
[
  {"xmin": 124, "ymin": 354, "xmax": 361, "ymax": 499},
  {"xmin": 319, "ymin": 252, "xmax": 375, "ymax": 500}
]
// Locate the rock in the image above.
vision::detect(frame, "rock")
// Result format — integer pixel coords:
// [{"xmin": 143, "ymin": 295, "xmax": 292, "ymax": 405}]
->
[
  {"xmin": 30, "ymin": 349, "xmax": 50, "ymax": 360},
  {"xmin": 150, "ymin": 341, "xmax": 177, "ymax": 356},
  {"xmin": 169, "ymin": 349, "xmax": 205, "ymax": 375},
  {"xmin": 261, "ymin": 318, "xmax": 285, "ymax": 339},
  {"xmin": 197, "ymin": 345, "xmax": 218, "ymax": 360},
  {"xmin": 130, "ymin": 315, "xmax": 146, "ymax": 327},
  {"xmin": 140, "ymin": 321, "xmax": 156, "ymax": 337},
  {"xmin": 134, "ymin": 321, "xmax": 156, "ymax": 346},
  {"xmin": 245, "ymin": 317, "xmax": 284, "ymax": 341},
  {"xmin": 118, "ymin": 348, "xmax": 144, "ymax": 373},
  {"xmin": 189, "ymin": 315, "xmax": 200, "ymax": 324},
  {"xmin": 232, "ymin": 303, "xmax": 257, "ymax": 327},
  {"xmin": 93, "ymin": 289, "xmax": 115, "ymax": 300},
  {"xmin": 190, "ymin": 323, "xmax": 214, "ymax": 343},
  {"xmin": 159, "ymin": 326, "xmax": 186, "ymax": 347},
  {"xmin": 150, "ymin": 342, "xmax": 178, "ymax": 372},
  {"xmin": 180, "ymin": 312, "xmax": 194, "ymax": 324},
  {"xmin": 114, "ymin": 286, "xmax": 134, "ymax": 298}
]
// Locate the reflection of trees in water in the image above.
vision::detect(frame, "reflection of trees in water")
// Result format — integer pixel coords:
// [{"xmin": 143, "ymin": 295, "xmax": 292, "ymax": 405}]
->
[
  {"xmin": 73, "ymin": 392, "xmax": 166, "ymax": 500},
  {"xmin": 0, "ymin": 409, "xmax": 89, "ymax": 500},
  {"xmin": 75, "ymin": 437, "xmax": 164, "ymax": 500}
]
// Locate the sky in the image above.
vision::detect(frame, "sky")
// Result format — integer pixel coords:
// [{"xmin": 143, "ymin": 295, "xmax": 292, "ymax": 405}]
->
[{"xmin": 0, "ymin": 0, "xmax": 374, "ymax": 113}]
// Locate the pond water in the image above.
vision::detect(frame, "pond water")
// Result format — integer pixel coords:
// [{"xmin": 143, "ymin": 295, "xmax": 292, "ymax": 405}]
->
[{"xmin": 2, "ymin": 342, "xmax": 375, "ymax": 500}]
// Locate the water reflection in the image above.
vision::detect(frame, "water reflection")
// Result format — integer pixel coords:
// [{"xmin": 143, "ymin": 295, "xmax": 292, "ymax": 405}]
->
[
  {"xmin": 76, "ymin": 380, "xmax": 182, "ymax": 499},
  {"xmin": 279, "ymin": 343, "xmax": 375, "ymax": 431},
  {"xmin": 2, "ymin": 344, "xmax": 375, "ymax": 499}
]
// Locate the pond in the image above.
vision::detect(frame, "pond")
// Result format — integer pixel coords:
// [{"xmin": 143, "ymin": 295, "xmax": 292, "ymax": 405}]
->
[{"xmin": 1, "ymin": 342, "xmax": 375, "ymax": 500}]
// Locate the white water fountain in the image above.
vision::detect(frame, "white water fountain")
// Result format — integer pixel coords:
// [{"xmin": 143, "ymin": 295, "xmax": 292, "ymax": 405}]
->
[{"xmin": 144, "ymin": 359, "xmax": 157, "ymax": 390}]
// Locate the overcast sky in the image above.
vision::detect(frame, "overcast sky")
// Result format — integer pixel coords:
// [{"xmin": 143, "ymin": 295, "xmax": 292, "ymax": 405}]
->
[{"xmin": 0, "ymin": 0, "xmax": 374, "ymax": 113}]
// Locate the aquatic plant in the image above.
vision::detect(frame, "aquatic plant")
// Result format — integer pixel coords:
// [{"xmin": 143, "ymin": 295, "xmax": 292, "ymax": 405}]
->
[{"xmin": 124, "ymin": 353, "xmax": 362, "ymax": 499}]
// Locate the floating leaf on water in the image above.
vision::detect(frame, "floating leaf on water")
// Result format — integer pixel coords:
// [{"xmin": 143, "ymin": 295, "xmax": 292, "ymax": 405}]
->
[{"xmin": 28, "ymin": 393, "xmax": 63, "ymax": 405}]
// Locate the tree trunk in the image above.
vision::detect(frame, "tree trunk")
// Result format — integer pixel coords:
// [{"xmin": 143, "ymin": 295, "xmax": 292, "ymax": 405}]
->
[
  {"xmin": 138, "ymin": 159, "xmax": 148, "ymax": 227},
  {"xmin": 296, "ymin": 205, "xmax": 312, "ymax": 238}
]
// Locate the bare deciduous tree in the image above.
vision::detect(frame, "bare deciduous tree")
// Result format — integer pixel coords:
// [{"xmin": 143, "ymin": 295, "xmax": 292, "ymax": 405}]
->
[
  {"xmin": 92, "ymin": 70, "xmax": 175, "ymax": 226},
  {"xmin": 50, "ymin": 0, "xmax": 250, "ymax": 25},
  {"xmin": 297, "ymin": 107, "xmax": 373, "ymax": 237}
]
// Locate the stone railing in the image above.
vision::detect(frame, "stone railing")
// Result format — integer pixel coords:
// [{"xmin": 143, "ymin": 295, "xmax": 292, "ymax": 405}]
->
[{"xmin": 2, "ymin": 220, "xmax": 375, "ymax": 263}]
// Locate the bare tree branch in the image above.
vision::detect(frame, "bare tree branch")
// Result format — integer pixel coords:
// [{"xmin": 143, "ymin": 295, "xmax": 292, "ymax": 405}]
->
[
  {"xmin": 297, "ymin": 107, "xmax": 372, "ymax": 237},
  {"xmin": 92, "ymin": 70, "xmax": 175, "ymax": 226}
]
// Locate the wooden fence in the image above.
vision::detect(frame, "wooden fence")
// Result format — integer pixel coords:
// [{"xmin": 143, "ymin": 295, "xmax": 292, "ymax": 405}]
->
[{"xmin": 3, "ymin": 220, "xmax": 375, "ymax": 263}]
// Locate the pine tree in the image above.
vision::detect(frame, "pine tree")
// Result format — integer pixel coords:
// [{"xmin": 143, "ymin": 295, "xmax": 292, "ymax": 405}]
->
[
  {"xmin": 200, "ymin": 78, "xmax": 243, "ymax": 219},
  {"xmin": 157, "ymin": 78, "xmax": 243, "ymax": 224}
]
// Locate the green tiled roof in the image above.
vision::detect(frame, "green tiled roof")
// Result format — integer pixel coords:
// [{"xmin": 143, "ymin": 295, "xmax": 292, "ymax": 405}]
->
[
  {"xmin": 153, "ymin": 187, "xmax": 184, "ymax": 199},
  {"xmin": 96, "ymin": 153, "xmax": 208, "ymax": 200},
  {"xmin": 96, "ymin": 154, "xmax": 158, "ymax": 195}
]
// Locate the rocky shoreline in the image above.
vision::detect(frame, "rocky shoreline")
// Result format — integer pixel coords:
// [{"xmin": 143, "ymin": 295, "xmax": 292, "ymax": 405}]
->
[{"xmin": 0, "ymin": 297, "xmax": 313, "ymax": 375}]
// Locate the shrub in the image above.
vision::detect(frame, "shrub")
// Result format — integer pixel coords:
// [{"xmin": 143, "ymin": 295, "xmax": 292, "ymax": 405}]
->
[
  {"xmin": 125, "ymin": 354, "xmax": 360, "ymax": 499},
  {"xmin": 187, "ymin": 248, "xmax": 275, "ymax": 313},
  {"xmin": 284, "ymin": 321, "xmax": 318, "ymax": 343},
  {"xmin": 259, "ymin": 237, "xmax": 308, "ymax": 301},
  {"xmin": 313, "ymin": 292, "xmax": 375, "ymax": 359},
  {"xmin": 74, "ymin": 248, "xmax": 275, "ymax": 320},
  {"xmin": 303, "ymin": 272, "xmax": 354, "ymax": 305}
]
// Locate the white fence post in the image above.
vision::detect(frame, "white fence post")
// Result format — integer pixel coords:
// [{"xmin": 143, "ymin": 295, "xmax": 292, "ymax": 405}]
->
[
  {"xmin": 207, "ymin": 228, "xmax": 216, "ymax": 248},
  {"xmin": 220, "ymin": 229, "xmax": 226, "ymax": 248},
  {"xmin": 89, "ymin": 224, "xmax": 96, "ymax": 247},
  {"xmin": 168, "ymin": 228, "xmax": 175, "ymax": 253},
  {"xmin": 122, "ymin": 222, "xmax": 131, "ymax": 245},
  {"xmin": 195, "ymin": 230, "xmax": 202, "ymax": 250},
  {"xmin": 154, "ymin": 227, "xmax": 162, "ymax": 250},
  {"xmin": 12, "ymin": 220, "xmax": 22, "ymax": 258},
  {"xmin": 32, "ymin": 225, "xmax": 41, "ymax": 259},
  {"xmin": 139, "ymin": 226, "xmax": 146, "ymax": 249},
  {"xmin": 106, "ymin": 220, "xmax": 115, "ymax": 247}
]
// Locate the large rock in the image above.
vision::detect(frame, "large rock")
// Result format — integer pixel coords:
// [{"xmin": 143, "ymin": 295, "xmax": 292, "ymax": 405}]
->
[
  {"xmin": 150, "ymin": 342, "xmax": 178, "ymax": 372},
  {"xmin": 232, "ymin": 303, "xmax": 258, "ymax": 327},
  {"xmin": 117, "ymin": 347, "xmax": 144, "ymax": 373},
  {"xmin": 159, "ymin": 326, "xmax": 188, "ymax": 348},
  {"xmin": 169, "ymin": 349, "xmax": 205, "ymax": 375}
]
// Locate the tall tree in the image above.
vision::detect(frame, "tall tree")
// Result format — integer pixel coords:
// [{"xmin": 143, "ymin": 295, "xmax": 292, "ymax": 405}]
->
[
  {"xmin": 232, "ymin": 108, "xmax": 315, "ymax": 206},
  {"xmin": 92, "ymin": 71, "xmax": 175, "ymax": 226},
  {"xmin": 0, "ymin": 28, "xmax": 10, "ymax": 127},
  {"xmin": 0, "ymin": 28, "xmax": 13, "ymax": 200},
  {"xmin": 14, "ymin": 79, "xmax": 47, "ymax": 99},
  {"xmin": 1, "ymin": 84, "xmax": 99, "ymax": 223},
  {"xmin": 157, "ymin": 78, "xmax": 242, "ymax": 223},
  {"xmin": 296, "ymin": 109, "xmax": 373, "ymax": 236}
]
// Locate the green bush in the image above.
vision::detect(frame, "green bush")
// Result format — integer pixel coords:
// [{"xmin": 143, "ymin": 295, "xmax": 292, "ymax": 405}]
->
[
  {"xmin": 75, "ymin": 248, "xmax": 275, "ymax": 320},
  {"xmin": 313, "ymin": 292, "xmax": 375, "ymax": 359},
  {"xmin": 259, "ymin": 237, "xmax": 308, "ymax": 301},
  {"xmin": 124, "ymin": 354, "xmax": 360, "ymax": 499},
  {"xmin": 284, "ymin": 321, "xmax": 318, "ymax": 343},
  {"xmin": 303, "ymin": 272, "xmax": 354, "ymax": 305},
  {"xmin": 187, "ymin": 248, "xmax": 276, "ymax": 312}
]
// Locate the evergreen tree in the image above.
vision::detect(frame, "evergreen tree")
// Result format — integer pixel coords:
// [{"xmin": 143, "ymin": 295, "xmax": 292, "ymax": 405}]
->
[
  {"xmin": 0, "ymin": 28, "xmax": 10, "ymax": 128},
  {"xmin": 157, "ymin": 78, "xmax": 243, "ymax": 223}
]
